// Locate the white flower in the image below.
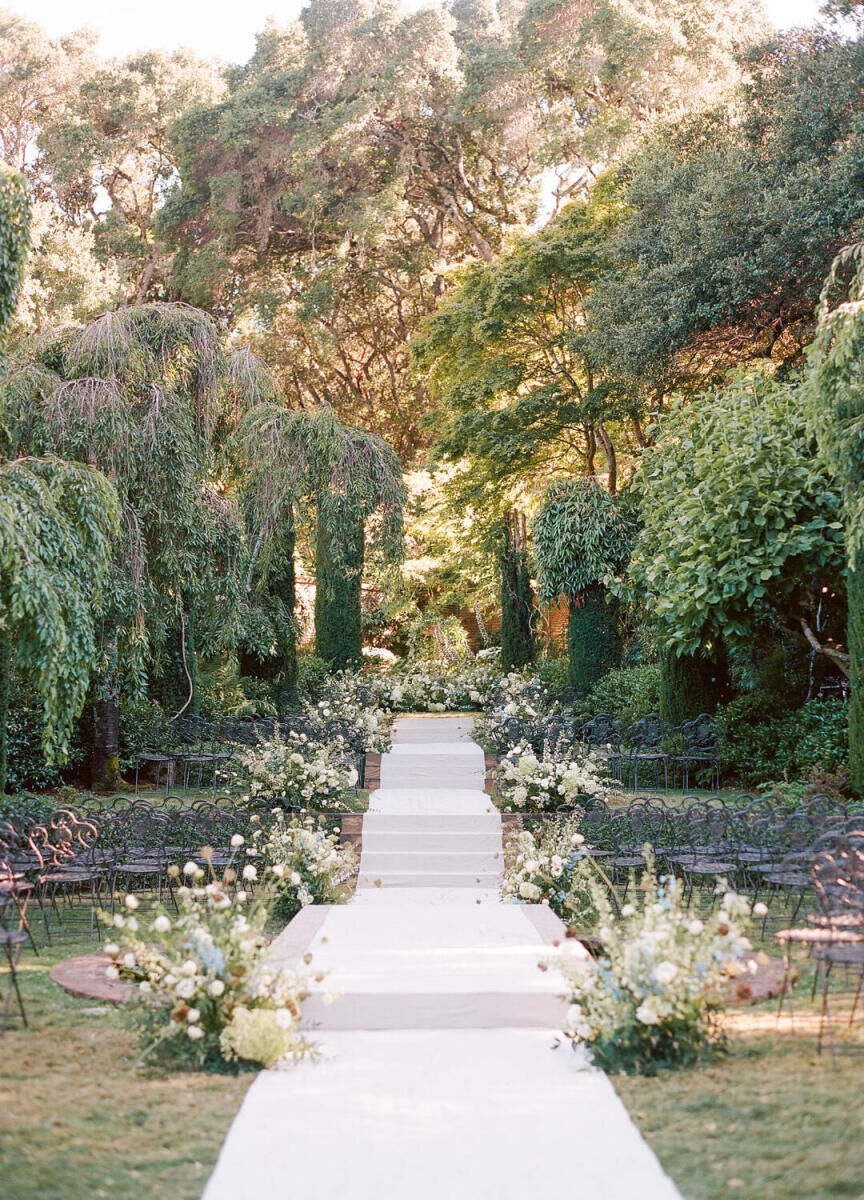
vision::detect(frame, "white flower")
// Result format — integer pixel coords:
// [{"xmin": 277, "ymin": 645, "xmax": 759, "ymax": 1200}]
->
[
  {"xmin": 621, "ymin": 904, "xmax": 636, "ymax": 918},
  {"xmin": 653, "ymin": 961, "xmax": 679, "ymax": 986},
  {"xmin": 208, "ymin": 979, "xmax": 226, "ymax": 998},
  {"xmin": 187, "ymin": 1007, "xmax": 201, "ymax": 1023},
  {"xmin": 688, "ymin": 919, "xmax": 705, "ymax": 935},
  {"xmin": 153, "ymin": 915, "xmax": 171, "ymax": 933},
  {"xmin": 752, "ymin": 902, "xmax": 768, "ymax": 917},
  {"xmin": 124, "ymin": 894, "xmax": 139, "ymax": 910},
  {"xmin": 636, "ymin": 1001, "xmax": 661, "ymax": 1026},
  {"xmin": 139, "ymin": 980, "xmax": 152, "ymax": 993},
  {"xmin": 231, "ymin": 834, "xmax": 245, "ymax": 848},
  {"xmin": 570, "ymin": 833, "xmax": 585, "ymax": 846},
  {"xmin": 272, "ymin": 864, "xmax": 286, "ymax": 879},
  {"xmin": 242, "ymin": 865, "xmax": 258, "ymax": 882},
  {"xmin": 126, "ymin": 917, "xmax": 138, "ymax": 932},
  {"xmin": 180, "ymin": 959, "xmax": 198, "ymax": 977},
  {"xmin": 122, "ymin": 953, "xmax": 136, "ymax": 968},
  {"xmin": 103, "ymin": 942, "xmax": 120, "ymax": 956},
  {"xmin": 105, "ymin": 965, "xmax": 120, "ymax": 980},
  {"xmin": 290, "ymin": 871, "xmax": 302, "ymax": 886},
  {"xmin": 175, "ymin": 978, "xmax": 197, "ymax": 999},
  {"xmin": 187, "ymin": 1025, "xmax": 204, "ymax": 1040},
  {"xmin": 183, "ymin": 861, "xmax": 199, "ymax": 876}
]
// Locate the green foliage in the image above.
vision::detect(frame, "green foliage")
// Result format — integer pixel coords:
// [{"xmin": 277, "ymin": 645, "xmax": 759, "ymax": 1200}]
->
[
  {"xmin": 0, "ymin": 165, "xmax": 29, "ymax": 333},
  {"xmin": 589, "ymin": 19, "xmax": 864, "ymax": 391},
  {"xmin": 533, "ymin": 656, "xmax": 571, "ymax": 694},
  {"xmin": 314, "ymin": 493, "xmax": 364, "ymax": 668},
  {"xmin": 500, "ymin": 544, "xmax": 534, "ymax": 672},
  {"xmin": 533, "ymin": 477, "xmax": 632, "ymax": 603},
  {"xmin": 659, "ymin": 647, "xmax": 731, "ymax": 725},
  {"xmin": 627, "ymin": 371, "xmax": 845, "ymax": 655},
  {"xmin": 0, "ymin": 457, "xmax": 120, "ymax": 773},
  {"xmin": 4, "ymin": 672, "xmax": 85, "ymax": 792},
  {"xmin": 850, "ymin": 564, "xmax": 864, "ymax": 793},
  {"xmin": 803, "ymin": 242, "xmax": 864, "ymax": 792},
  {"xmin": 715, "ymin": 695, "xmax": 848, "ymax": 787},
  {"xmin": 568, "ymin": 586, "xmax": 621, "ymax": 694},
  {"xmin": 117, "ymin": 697, "xmax": 167, "ymax": 772},
  {"xmin": 295, "ymin": 654, "xmax": 331, "ymax": 701},
  {"xmin": 576, "ymin": 664, "xmax": 662, "ymax": 726}
]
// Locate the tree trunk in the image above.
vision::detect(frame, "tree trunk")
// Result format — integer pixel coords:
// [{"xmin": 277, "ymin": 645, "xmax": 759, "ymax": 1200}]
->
[
  {"xmin": 314, "ymin": 494, "xmax": 364, "ymax": 668},
  {"xmin": 568, "ymin": 584, "xmax": 621, "ymax": 694},
  {"xmin": 91, "ymin": 629, "xmax": 121, "ymax": 792},
  {"xmin": 659, "ymin": 643, "xmax": 732, "ymax": 726},
  {"xmin": 849, "ymin": 561, "xmax": 864, "ymax": 795},
  {"xmin": 0, "ymin": 630, "xmax": 11, "ymax": 795}
]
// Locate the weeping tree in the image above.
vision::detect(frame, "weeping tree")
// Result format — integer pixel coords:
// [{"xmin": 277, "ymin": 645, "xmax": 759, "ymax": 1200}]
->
[
  {"xmin": 804, "ymin": 244, "xmax": 864, "ymax": 794},
  {"xmin": 2, "ymin": 303, "xmax": 243, "ymax": 788},
  {"xmin": 532, "ymin": 478, "xmax": 631, "ymax": 693},
  {"xmin": 236, "ymin": 402, "xmax": 405, "ymax": 671},
  {"xmin": 500, "ymin": 509, "xmax": 534, "ymax": 671},
  {"xmin": 0, "ymin": 168, "xmax": 121, "ymax": 792}
]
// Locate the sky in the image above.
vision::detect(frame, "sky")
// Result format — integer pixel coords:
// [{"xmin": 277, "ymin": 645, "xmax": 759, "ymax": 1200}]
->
[{"xmin": 16, "ymin": 0, "xmax": 826, "ymax": 64}]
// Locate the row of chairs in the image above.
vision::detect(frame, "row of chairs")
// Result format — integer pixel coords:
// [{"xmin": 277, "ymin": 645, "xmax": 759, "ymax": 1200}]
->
[{"xmin": 488, "ymin": 711, "xmax": 718, "ymax": 791}]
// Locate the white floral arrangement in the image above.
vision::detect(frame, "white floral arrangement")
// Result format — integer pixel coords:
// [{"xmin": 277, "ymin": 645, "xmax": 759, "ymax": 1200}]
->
[
  {"xmin": 251, "ymin": 810, "xmax": 357, "ymax": 921},
  {"xmin": 496, "ymin": 744, "xmax": 608, "ymax": 811},
  {"xmin": 230, "ymin": 730, "xmax": 357, "ymax": 809},
  {"xmin": 304, "ymin": 672, "xmax": 392, "ymax": 753},
  {"xmin": 502, "ymin": 816, "xmax": 609, "ymax": 924},
  {"xmin": 563, "ymin": 856, "xmax": 757, "ymax": 1073},
  {"xmin": 101, "ymin": 853, "xmax": 314, "ymax": 1070}
]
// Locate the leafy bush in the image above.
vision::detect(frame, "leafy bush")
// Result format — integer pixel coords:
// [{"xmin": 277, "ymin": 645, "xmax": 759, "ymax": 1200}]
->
[
  {"xmin": 296, "ymin": 654, "xmax": 331, "ymax": 700},
  {"xmin": 534, "ymin": 656, "xmax": 571, "ymax": 693},
  {"xmin": 228, "ymin": 732, "xmax": 358, "ymax": 809},
  {"xmin": 5, "ymin": 675, "xmax": 85, "ymax": 792},
  {"xmin": 118, "ymin": 697, "xmax": 168, "ymax": 772},
  {"xmin": 716, "ymin": 694, "xmax": 848, "ymax": 786},
  {"xmin": 502, "ymin": 816, "xmax": 607, "ymax": 925},
  {"xmin": 575, "ymin": 664, "xmax": 661, "ymax": 726}
]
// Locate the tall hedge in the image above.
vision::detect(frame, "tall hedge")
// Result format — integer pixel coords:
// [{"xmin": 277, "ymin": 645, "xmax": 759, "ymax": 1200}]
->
[
  {"xmin": 500, "ymin": 512, "xmax": 534, "ymax": 671},
  {"xmin": 568, "ymin": 585, "xmax": 620, "ymax": 694},
  {"xmin": 314, "ymin": 493, "xmax": 364, "ymax": 668},
  {"xmin": 659, "ymin": 645, "xmax": 732, "ymax": 726},
  {"xmin": 849, "ymin": 570, "xmax": 864, "ymax": 797}
]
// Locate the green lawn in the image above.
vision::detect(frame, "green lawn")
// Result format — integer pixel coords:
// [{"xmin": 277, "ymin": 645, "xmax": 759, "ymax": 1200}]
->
[{"xmin": 0, "ymin": 904, "xmax": 254, "ymax": 1200}]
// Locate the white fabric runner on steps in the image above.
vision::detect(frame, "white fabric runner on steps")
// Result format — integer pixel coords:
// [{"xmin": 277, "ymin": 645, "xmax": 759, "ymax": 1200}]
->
[{"xmin": 203, "ymin": 715, "xmax": 681, "ymax": 1200}]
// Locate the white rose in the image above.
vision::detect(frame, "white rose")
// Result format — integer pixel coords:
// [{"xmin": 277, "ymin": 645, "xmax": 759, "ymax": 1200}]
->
[
  {"xmin": 153, "ymin": 915, "xmax": 171, "ymax": 933},
  {"xmin": 208, "ymin": 979, "xmax": 226, "ymax": 998},
  {"xmin": 105, "ymin": 965, "xmax": 120, "ymax": 980},
  {"xmin": 653, "ymin": 961, "xmax": 679, "ymax": 986},
  {"xmin": 186, "ymin": 1008, "xmax": 201, "ymax": 1023},
  {"xmin": 636, "ymin": 1002, "xmax": 660, "ymax": 1025},
  {"xmin": 122, "ymin": 953, "xmax": 136, "ymax": 968},
  {"xmin": 242, "ymin": 865, "xmax": 258, "ymax": 881},
  {"xmin": 183, "ymin": 861, "xmax": 199, "ymax": 876},
  {"xmin": 175, "ymin": 978, "xmax": 197, "ymax": 999},
  {"xmin": 272, "ymin": 864, "xmax": 286, "ymax": 879},
  {"xmin": 231, "ymin": 834, "xmax": 245, "ymax": 847},
  {"xmin": 688, "ymin": 919, "xmax": 704, "ymax": 935},
  {"xmin": 103, "ymin": 942, "xmax": 120, "ymax": 956},
  {"xmin": 124, "ymin": 894, "xmax": 139, "ymax": 910},
  {"xmin": 187, "ymin": 1025, "xmax": 204, "ymax": 1040},
  {"xmin": 180, "ymin": 960, "xmax": 198, "ymax": 976},
  {"xmin": 139, "ymin": 980, "xmax": 151, "ymax": 993},
  {"xmin": 752, "ymin": 902, "xmax": 768, "ymax": 917}
]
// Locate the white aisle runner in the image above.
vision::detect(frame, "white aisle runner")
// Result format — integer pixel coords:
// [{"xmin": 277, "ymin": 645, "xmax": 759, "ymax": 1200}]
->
[{"xmin": 204, "ymin": 716, "xmax": 680, "ymax": 1200}]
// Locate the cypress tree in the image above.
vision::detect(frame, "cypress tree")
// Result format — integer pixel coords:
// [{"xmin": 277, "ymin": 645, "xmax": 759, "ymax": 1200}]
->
[
  {"xmin": 850, "ymin": 564, "xmax": 864, "ymax": 793},
  {"xmin": 500, "ymin": 510, "xmax": 534, "ymax": 671},
  {"xmin": 314, "ymin": 493, "xmax": 365, "ymax": 668},
  {"xmin": 659, "ymin": 644, "xmax": 732, "ymax": 725},
  {"xmin": 568, "ymin": 585, "xmax": 620, "ymax": 694}
]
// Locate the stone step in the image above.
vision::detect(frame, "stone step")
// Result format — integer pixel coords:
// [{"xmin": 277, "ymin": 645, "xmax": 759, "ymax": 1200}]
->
[
  {"xmin": 363, "ymin": 812, "xmax": 501, "ymax": 833},
  {"xmin": 300, "ymin": 988, "xmax": 568, "ymax": 1030},
  {"xmin": 360, "ymin": 831, "xmax": 503, "ymax": 852},
  {"xmin": 359, "ymin": 850, "xmax": 502, "ymax": 874},
  {"xmin": 357, "ymin": 870, "xmax": 502, "ymax": 889}
]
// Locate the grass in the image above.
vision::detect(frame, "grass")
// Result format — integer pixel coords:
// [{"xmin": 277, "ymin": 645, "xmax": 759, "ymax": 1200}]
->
[
  {"xmin": 614, "ymin": 993, "xmax": 864, "ymax": 1199},
  {"xmin": 0, "ymin": 904, "xmax": 254, "ymax": 1200}
]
